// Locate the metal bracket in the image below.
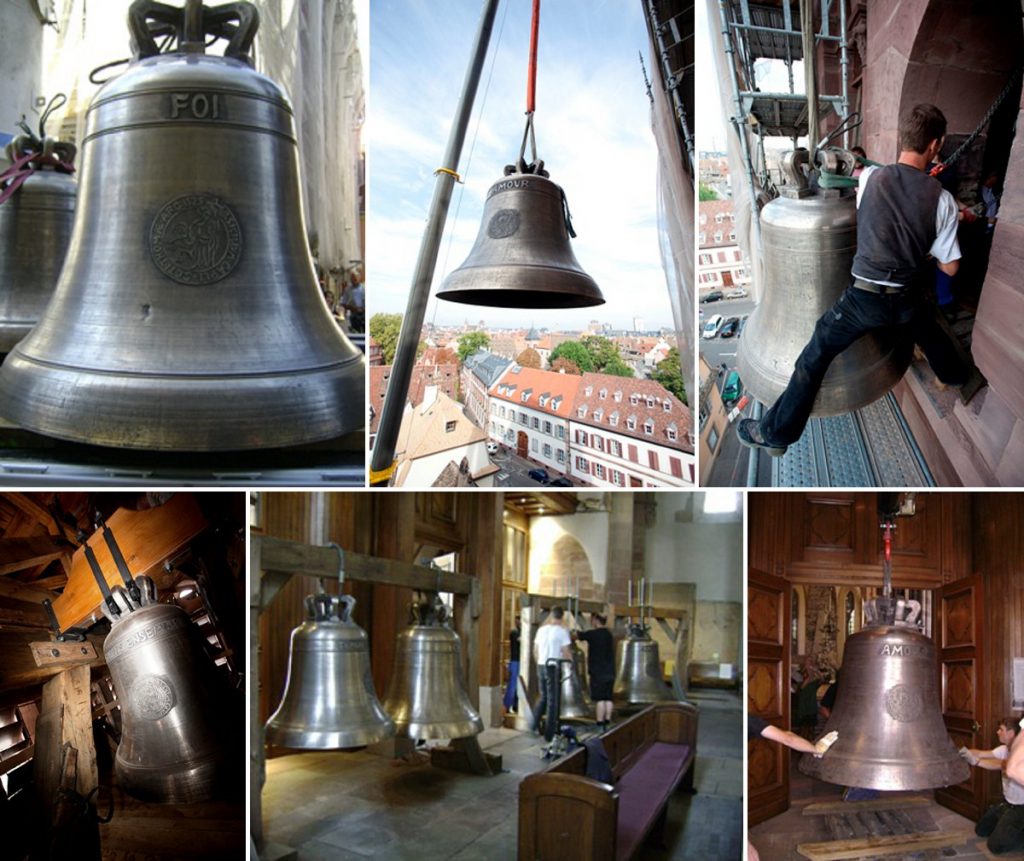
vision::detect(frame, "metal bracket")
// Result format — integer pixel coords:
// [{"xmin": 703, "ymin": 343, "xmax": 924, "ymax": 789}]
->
[
  {"xmin": 101, "ymin": 524, "xmax": 141, "ymax": 606},
  {"xmin": 40, "ymin": 599, "xmax": 88, "ymax": 642},
  {"xmin": 84, "ymin": 545, "xmax": 120, "ymax": 618}
]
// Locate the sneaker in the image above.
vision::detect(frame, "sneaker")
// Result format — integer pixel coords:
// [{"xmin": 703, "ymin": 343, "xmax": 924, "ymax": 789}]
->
[{"xmin": 736, "ymin": 419, "xmax": 787, "ymax": 456}]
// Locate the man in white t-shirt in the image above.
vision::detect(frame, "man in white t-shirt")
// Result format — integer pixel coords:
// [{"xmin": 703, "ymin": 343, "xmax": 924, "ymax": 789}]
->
[
  {"xmin": 961, "ymin": 717, "xmax": 1024, "ymax": 854},
  {"xmin": 532, "ymin": 606, "xmax": 572, "ymax": 734}
]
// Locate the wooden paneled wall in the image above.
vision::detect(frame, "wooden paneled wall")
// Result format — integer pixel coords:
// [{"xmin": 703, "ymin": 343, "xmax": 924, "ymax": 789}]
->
[{"xmin": 257, "ymin": 492, "xmax": 504, "ymax": 729}]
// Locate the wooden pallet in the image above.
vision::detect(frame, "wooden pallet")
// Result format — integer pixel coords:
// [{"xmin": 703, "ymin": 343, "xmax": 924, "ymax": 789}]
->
[{"xmin": 797, "ymin": 795, "xmax": 972, "ymax": 861}]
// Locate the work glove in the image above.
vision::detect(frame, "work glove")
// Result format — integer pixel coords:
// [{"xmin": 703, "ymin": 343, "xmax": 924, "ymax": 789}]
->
[
  {"xmin": 958, "ymin": 747, "xmax": 979, "ymax": 766},
  {"xmin": 814, "ymin": 730, "xmax": 839, "ymax": 758}
]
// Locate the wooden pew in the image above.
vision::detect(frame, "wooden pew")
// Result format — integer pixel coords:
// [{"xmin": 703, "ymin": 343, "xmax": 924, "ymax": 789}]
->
[{"xmin": 518, "ymin": 701, "xmax": 699, "ymax": 861}]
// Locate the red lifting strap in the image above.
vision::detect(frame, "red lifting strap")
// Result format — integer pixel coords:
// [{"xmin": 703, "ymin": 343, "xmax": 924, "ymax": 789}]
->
[{"xmin": 526, "ymin": 0, "xmax": 541, "ymax": 114}]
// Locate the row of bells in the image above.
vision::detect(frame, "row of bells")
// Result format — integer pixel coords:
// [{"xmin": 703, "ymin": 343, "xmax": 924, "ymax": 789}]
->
[
  {"xmin": 266, "ymin": 603, "xmax": 678, "ymax": 751},
  {"xmin": 0, "ymin": 0, "xmax": 605, "ymax": 451}
]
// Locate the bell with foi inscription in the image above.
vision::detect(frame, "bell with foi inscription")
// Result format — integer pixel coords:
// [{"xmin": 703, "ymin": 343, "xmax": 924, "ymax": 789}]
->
[
  {"xmin": 381, "ymin": 597, "xmax": 484, "ymax": 739},
  {"xmin": 799, "ymin": 597, "xmax": 970, "ymax": 790},
  {"xmin": 0, "ymin": 0, "xmax": 364, "ymax": 449},
  {"xmin": 103, "ymin": 576, "xmax": 228, "ymax": 803},
  {"xmin": 436, "ymin": 165, "xmax": 604, "ymax": 309},
  {"xmin": 736, "ymin": 148, "xmax": 912, "ymax": 416},
  {"xmin": 265, "ymin": 594, "xmax": 395, "ymax": 749}
]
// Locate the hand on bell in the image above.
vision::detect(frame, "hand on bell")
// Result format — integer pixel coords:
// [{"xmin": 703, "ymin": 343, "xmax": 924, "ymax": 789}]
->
[
  {"xmin": 958, "ymin": 746, "xmax": 979, "ymax": 766},
  {"xmin": 814, "ymin": 730, "xmax": 839, "ymax": 758}
]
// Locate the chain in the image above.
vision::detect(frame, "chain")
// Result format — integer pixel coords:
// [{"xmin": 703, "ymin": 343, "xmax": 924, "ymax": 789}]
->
[{"xmin": 938, "ymin": 66, "xmax": 1023, "ymax": 172}]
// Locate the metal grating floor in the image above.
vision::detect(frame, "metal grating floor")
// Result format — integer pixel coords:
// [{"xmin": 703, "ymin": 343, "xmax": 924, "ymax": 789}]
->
[{"xmin": 770, "ymin": 393, "xmax": 934, "ymax": 487}]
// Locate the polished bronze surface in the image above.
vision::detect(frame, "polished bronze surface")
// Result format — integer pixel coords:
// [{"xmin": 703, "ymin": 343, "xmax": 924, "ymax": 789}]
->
[
  {"xmin": 799, "ymin": 600, "xmax": 970, "ymax": 790},
  {"xmin": 104, "ymin": 577, "xmax": 226, "ymax": 803},
  {"xmin": 613, "ymin": 625, "xmax": 672, "ymax": 705},
  {"xmin": 381, "ymin": 599, "xmax": 483, "ymax": 739},
  {"xmin": 736, "ymin": 149, "xmax": 912, "ymax": 416},
  {"xmin": 0, "ymin": 136, "xmax": 76, "ymax": 354},
  {"xmin": 266, "ymin": 594, "xmax": 395, "ymax": 750},
  {"xmin": 558, "ymin": 644, "xmax": 594, "ymax": 719},
  {"xmin": 436, "ymin": 169, "xmax": 604, "ymax": 309},
  {"xmin": 0, "ymin": 0, "xmax": 364, "ymax": 449}
]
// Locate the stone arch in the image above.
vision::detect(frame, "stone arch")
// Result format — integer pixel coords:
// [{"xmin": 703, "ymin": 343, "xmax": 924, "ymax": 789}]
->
[{"xmin": 536, "ymin": 534, "xmax": 598, "ymax": 601}]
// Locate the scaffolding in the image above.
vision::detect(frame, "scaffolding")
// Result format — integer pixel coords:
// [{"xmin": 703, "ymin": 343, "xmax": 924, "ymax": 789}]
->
[
  {"xmin": 643, "ymin": 1, "xmax": 696, "ymax": 174},
  {"xmin": 717, "ymin": 0, "xmax": 850, "ymax": 201}
]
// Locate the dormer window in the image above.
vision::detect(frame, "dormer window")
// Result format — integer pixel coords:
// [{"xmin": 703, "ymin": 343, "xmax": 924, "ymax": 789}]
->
[
  {"xmin": 646, "ymin": 396, "xmax": 655, "ymax": 408},
  {"xmin": 644, "ymin": 419, "xmax": 654, "ymax": 435},
  {"xmin": 552, "ymin": 396, "xmax": 562, "ymax": 410},
  {"xmin": 627, "ymin": 416, "xmax": 637, "ymax": 430},
  {"xmin": 577, "ymin": 405, "xmax": 588, "ymax": 418},
  {"xmin": 609, "ymin": 411, "xmax": 619, "ymax": 427},
  {"xmin": 585, "ymin": 386, "xmax": 593, "ymax": 396},
  {"xmin": 613, "ymin": 391, "xmax": 622, "ymax": 402},
  {"xmin": 663, "ymin": 400, "xmax": 671, "ymax": 412},
  {"xmin": 594, "ymin": 408, "xmax": 603, "ymax": 422},
  {"xmin": 667, "ymin": 423, "xmax": 677, "ymax": 441},
  {"xmin": 599, "ymin": 388, "xmax": 607, "ymax": 400},
  {"xmin": 630, "ymin": 394, "xmax": 639, "ymax": 406}
]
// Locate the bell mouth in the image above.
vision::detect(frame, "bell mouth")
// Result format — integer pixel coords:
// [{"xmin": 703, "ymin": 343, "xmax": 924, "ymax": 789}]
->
[{"xmin": 436, "ymin": 269, "xmax": 605, "ymax": 309}]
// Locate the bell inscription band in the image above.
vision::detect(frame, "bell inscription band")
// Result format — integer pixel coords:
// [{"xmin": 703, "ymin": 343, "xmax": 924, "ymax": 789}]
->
[
  {"xmin": 436, "ymin": 167, "xmax": 604, "ymax": 309},
  {"xmin": 103, "ymin": 576, "xmax": 227, "ymax": 803},
  {"xmin": 0, "ymin": 0, "xmax": 364, "ymax": 450},
  {"xmin": 265, "ymin": 594, "xmax": 395, "ymax": 749}
]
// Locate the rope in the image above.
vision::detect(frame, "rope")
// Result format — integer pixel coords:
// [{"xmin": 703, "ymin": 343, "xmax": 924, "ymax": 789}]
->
[
  {"xmin": 931, "ymin": 66, "xmax": 1023, "ymax": 177},
  {"xmin": 0, "ymin": 150, "xmax": 75, "ymax": 207}
]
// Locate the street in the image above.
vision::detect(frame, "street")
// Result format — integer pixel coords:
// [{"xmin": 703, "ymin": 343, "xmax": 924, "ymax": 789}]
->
[
  {"xmin": 488, "ymin": 446, "xmax": 582, "ymax": 488},
  {"xmin": 698, "ymin": 296, "xmax": 755, "ymax": 370}
]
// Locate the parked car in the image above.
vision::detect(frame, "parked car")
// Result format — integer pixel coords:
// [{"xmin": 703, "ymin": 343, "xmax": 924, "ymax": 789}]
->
[
  {"xmin": 720, "ymin": 316, "xmax": 740, "ymax": 338},
  {"xmin": 548, "ymin": 477, "xmax": 572, "ymax": 487},
  {"xmin": 724, "ymin": 287, "xmax": 748, "ymax": 299},
  {"xmin": 700, "ymin": 290, "xmax": 723, "ymax": 304},
  {"xmin": 528, "ymin": 468, "xmax": 550, "ymax": 483},
  {"xmin": 701, "ymin": 314, "xmax": 724, "ymax": 339},
  {"xmin": 486, "ymin": 442, "xmax": 500, "ymax": 455},
  {"xmin": 722, "ymin": 370, "xmax": 742, "ymax": 403}
]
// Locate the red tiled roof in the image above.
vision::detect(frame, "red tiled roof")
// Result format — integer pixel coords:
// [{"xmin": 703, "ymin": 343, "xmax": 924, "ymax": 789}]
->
[
  {"xmin": 490, "ymin": 365, "xmax": 581, "ymax": 418},
  {"xmin": 369, "ymin": 364, "xmax": 459, "ymax": 433},
  {"xmin": 570, "ymin": 372, "xmax": 694, "ymax": 452}
]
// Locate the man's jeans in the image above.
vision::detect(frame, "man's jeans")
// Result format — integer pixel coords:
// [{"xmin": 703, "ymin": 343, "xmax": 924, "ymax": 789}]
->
[
  {"xmin": 976, "ymin": 801, "xmax": 1024, "ymax": 854},
  {"xmin": 759, "ymin": 284, "xmax": 970, "ymax": 446}
]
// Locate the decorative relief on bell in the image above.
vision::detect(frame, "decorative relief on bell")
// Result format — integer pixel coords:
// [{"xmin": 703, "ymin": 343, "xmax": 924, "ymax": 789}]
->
[{"xmin": 149, "ymin": 194, "xmax": 243, "ymax": 285}]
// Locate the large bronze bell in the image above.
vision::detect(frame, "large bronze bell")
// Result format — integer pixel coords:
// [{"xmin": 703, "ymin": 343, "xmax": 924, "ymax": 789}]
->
[
  {"xmin": 736, "ymin": 149, "xmax": 912, "ymax": 416},
  {"xmin": 558, "ymin": 644, "xmax": 594, "ymax": 720},
  {"xmin": 381, "ymin": 598, "xmax": 483, "ymax": 739},
  {"xmin": 103, "ymin": 576, "xmax": 227, "ymax": 803},
  {"xmin": 0, "ymin": 0, "xmax": 364, "ymax": 450},
  {"xmin": 613, "ymin": 624, "xmax": 672, "ymax": 705},
  {"xmin": 436, "ymin": 167, "xmax": 604, "ymax": 309},
  {"xmin": 0, "ymin": 134, "xmax": 76, "ymax": 354},
  {"xmin": 799, "ymin": 598, "xmax": 970, "ymax": 790},
  {"xmin": 265, "ymin": 594, "xmax": 395, "ymax": 749}
]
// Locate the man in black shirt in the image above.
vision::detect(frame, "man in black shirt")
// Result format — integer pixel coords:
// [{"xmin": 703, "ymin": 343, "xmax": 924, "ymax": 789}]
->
[
  {"xmin": 502, "ymin": 617, "xmax": 521, "ymax": 714},
  {"xmin": 738, "ymin": 103, "xmax": 983, "ymax": 457},
  {"xmin": 577, "ymin": 613, "xmax": 615, "ymax": 731}
]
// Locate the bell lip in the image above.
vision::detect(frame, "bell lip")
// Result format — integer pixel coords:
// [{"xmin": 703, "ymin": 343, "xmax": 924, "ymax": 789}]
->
[
  {"xmin": 264, "ymin": 722, "xmax": 396, "ymax": 750},
  {"xmin": 798, "ymin": 753, "xmax": 971, "ymax": 790},
  {"xmin": 436, "ymin": 285, "xmax": 606, "ymax": 309},
  {"xmin": 0, "ymin": 350, "xmax": 366, "ymax": 451},
  {"xmin": 389, "ymin": 716, "xmax": 485, "ymax": 740},
  {"xmin": 115, "ymin": 749, "xmax": 223, "ymax": 804}
]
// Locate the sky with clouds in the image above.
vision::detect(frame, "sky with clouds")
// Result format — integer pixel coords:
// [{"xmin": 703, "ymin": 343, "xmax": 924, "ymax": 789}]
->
[{"xmin": 368, "ymin": 0, "xmax": 676, "ymax": 331}]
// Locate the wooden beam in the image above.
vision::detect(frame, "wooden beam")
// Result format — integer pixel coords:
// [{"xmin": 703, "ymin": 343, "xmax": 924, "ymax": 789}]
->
[
  {"xmin": 4, "ymin": 494, "xmax": 59, "ymax": 535},
  {"xmin": 0, "ymin": 597, "xmax": 50, "ymax": 629},
  {"xmin": 0, "ymin": 536, "xmax": 70, "ymax": 577},
  {"xmin": 0, "ymin": 576, "xmax": 58, "ymax": 604},
  {"xmin": 258, "ymin": 535, "xmax": 476, "ymax": 596},
  {"xmin": 0, "ymin": 631, "xmax": 106, "ymax": 693},
  {"xmin": 51, "ymin": 494, "xmax": 207, "ymax": 633},
  {"xmin": 29, "ymin": 641, "xmax": 97, "ymax": 670},
  {"xmin": 796, "ymin": 830, "xmax": 973, "ymax": 861},
  {"xmin": 802, "ymin": 796, "xmax": 932, "ymax": 816}
]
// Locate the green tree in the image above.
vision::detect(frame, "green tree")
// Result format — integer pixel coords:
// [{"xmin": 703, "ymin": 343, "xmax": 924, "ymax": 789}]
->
[
  {"xmin": 549, "ymin": 341, "xmax": 594, "ymax": 373},
  {"xmin": 651, "ymin": 348, "xmax": 688, "ymax": 405},
  {"xmin": 369, "ymin": 313, "xmax": 403, "ymax": 364},
  {"xmin": 457, "ymin": 331, "xmax": 490, "ymax": 363},
  {"xmin": 602, "ymin": 357, "xmax": 635, "ymax": 378},
  {"xmin": 580, "ymin": 335, "xmax": 622, "ymax": 372},
  {"xmin": 699, "ymin": 182, "xmax": 719, "ymax": 201},
  {"xmin": 516, "ymin": 348, "xmax": 542, "ymax": 369}
]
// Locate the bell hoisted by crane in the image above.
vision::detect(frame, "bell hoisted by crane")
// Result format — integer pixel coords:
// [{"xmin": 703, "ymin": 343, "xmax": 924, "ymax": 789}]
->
[
  {"xmin": 736, "ymin": 147, "xmax": 912, "ymax": 416},
  {"xmin": 0, "ymin": 0, "xmax": 365, "ymax": 450},
  {"xmin": 799, "ymin": 511, "xmax": 969, "ymax": 790},
  {"xmin": 435, "ymin": 0, "xmax": 603, "ymax": 310}
]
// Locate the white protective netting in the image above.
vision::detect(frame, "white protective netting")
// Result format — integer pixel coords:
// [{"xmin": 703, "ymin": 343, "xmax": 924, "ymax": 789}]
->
[{"xmin": 39, "ymin": 0, "xmax": 364, "ymax": 284}]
